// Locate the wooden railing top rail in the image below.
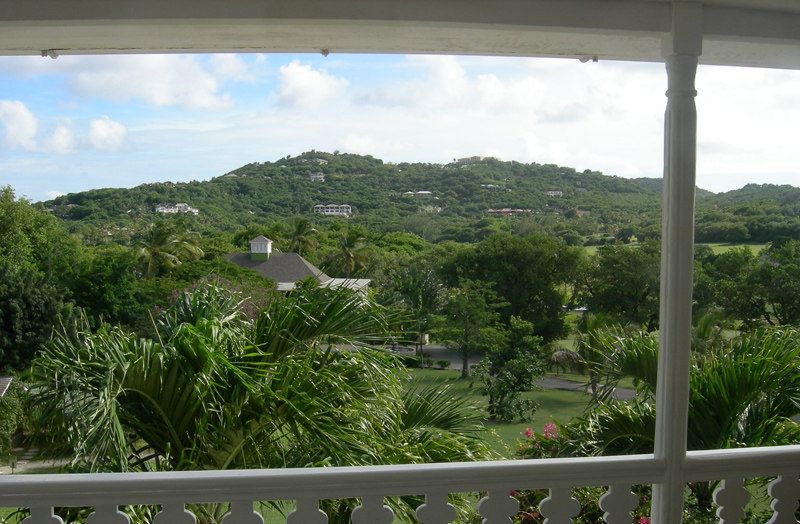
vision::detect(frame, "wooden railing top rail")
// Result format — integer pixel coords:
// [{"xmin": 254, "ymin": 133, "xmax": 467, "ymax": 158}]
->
[
  {"xmin": 2, "ymin": 446, "xmax": 798, "ymax": 510},
  {"xmin": 1, "ymin": 454, "xmax": 663, "ymax": 507}
]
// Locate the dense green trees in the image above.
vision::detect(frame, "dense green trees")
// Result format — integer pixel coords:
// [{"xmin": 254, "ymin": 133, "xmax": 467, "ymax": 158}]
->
[
  {"xmin": 30, "ymin": 282, "xmax": 491, "ymax": 519},
  {"xmin": 438, "ymin": 279, "xmax": 506, "ymax": 378},
  {"xmin": 581, "ymin": 241, "xmax": 661, "ymax": 330},
  {"xmin": 692, "ymin": 239, "xmax": 800, "ymax": 328},
  {"xmin": 475, "ymin": 316, "xmax": 544, "ymax": 422},
  {"xmin": 0, "ymin": 187, "xmax": 79, "ymax": 369},
  {"xmin": 440, "ymin": 233, "xmax": 581, "ymax": 342}
]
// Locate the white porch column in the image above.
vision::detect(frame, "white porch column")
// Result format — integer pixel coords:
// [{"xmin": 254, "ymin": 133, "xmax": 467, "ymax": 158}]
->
[{"xmin": 652, "ymin": 2, "xmax": 702, "ymax": 523}]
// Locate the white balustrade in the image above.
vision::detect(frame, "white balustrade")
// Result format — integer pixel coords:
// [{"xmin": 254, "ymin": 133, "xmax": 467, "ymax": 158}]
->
[
  {"xmin": 766, "ymin": 475, "xmax": 800, "ymax": 524},
  {"xmin": 222, "ymin": 501, "xmax": 263, "ymax": 524},
  {"xmin": 21, "ymin": 507, "xmax": 63, "ymax": 524},
  {"xmin": 713, "ymin": 478, "xmax": 750, "ymax": 524},
  {"xmin": 599, "ymin": 484, "xmax": 639, "ymax": 524},
  {"xmin": 539, "ymin": 487, "xmax": 580, "ymax": 524},
  {"xmin": 2, "ymin": 446, "xmax": 799, "ymax": 524},
  {"xmin": 286, "ymin": 498, "xmax": 327, "ymax": 524},
  {"xmin": 154, "ymin": 504, "xmax": 196, "ymax": 524},
  {"xmin": 476, "ymin": 489, "xmax": 519, "ymax": 523},
  {"xmin": 351, "ymin": 496, "xmax": 393, "ymax": 524},
  {"xmin": 416, "ymin": 492, "xmax": 457, "ymax": 524}
]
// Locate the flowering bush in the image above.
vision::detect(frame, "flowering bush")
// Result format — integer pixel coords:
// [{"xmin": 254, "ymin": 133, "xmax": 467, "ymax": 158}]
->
[
  {"xmin": 513, "ymin": 424, "xmax": 653, "ymax": 524},
  {"xmin": 516, "ymin": 422, "xmax": 574, "ymax": 459}
]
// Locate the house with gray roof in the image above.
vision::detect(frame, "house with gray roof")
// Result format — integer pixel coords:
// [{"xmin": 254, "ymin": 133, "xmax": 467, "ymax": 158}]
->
[{"xmin": 226, "ymin": 237, "xmax": 370, "ymax": 292}]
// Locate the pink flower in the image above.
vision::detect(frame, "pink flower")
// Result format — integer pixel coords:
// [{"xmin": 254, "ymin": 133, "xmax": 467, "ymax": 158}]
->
[
  {"xmin": 510, "ymin": 490, "xmax": 518, "ymax": 496},
  {"xmin": 638, "ymin": 517, "xmax": 651, "ymax": 524},
  {"xmin": 525, "ymin": 427, "xmax": 533, "ymax": 438}
]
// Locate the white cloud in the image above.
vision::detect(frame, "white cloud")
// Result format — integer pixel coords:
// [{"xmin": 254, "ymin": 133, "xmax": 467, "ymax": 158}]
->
[
  {"xmin": 43, "ymin": 119, "xmax": 76, "ymax": 153},
  {"xmin": 276, "ymin": 60, "xmax": 349, "ymax": 109},
  {"xmin": 45, "ymin": 190, "xmax": 66, "ymax": 199},
  {"xmin": 0, "ymin": 54, "xmax": 249, "ymax": 110},
  {"xmin": 210, "ymin": 54, "xmax": 254, "ymax": 83},
  {"xmin": 68, "ymin": 55, "xmax": 233, "ymax": 109},
  {"xmin": 0, "ymin": 100, "xmax": 38, "ymax": 150},
  {"xmin": 88, "ymin": 116, "xmax": 127, "ymax": 151}
]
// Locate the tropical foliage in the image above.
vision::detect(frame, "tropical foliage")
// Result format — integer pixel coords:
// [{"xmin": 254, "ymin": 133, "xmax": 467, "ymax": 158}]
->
[
  {"xmin": 474, "ymin": 316, "xmax": 545, "ymax": 422},
  {"xmin": 29, "ymin": 281, "xmax": 492, "ymax": 519},
  {"xmin": 135, "ymin": 221, "xmax": 204, "ymax": 278},
  {"xmin": 530, "ymin": 327, "xmax": 800, "ymax": 513}
]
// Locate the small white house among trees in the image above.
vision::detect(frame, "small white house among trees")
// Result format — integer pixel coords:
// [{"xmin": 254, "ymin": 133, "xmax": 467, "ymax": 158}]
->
[
  {"xmin": 313, "ymin": 204, "xmax": 351, "ymax": 216},
  {"xmin": 155, "ymin": 203, "xmax": 199, "ymax": 215}
]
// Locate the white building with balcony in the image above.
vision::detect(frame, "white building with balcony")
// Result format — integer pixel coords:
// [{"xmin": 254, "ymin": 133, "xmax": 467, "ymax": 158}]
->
[
  {"xmin": 155, "ymin": 203, "xmax": 199, "ymax": 215},
  {"xmin": 1, "ymin": 2, "xmax": 799, "ymax": 523},
  {"xmin": 313, "ymin": 204, "xmax": 352, "ymax": 217}
]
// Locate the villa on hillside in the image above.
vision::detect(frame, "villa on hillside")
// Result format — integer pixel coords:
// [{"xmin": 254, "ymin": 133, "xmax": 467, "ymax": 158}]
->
[
  {"xmin": 155, "ymin": 203, "xmax": 199, "ymax": 215},
  {"xmin": 225, "ymin": 236, "xmax": 370, "ymax": 292},
  {"xmin": 313, "ymin": 204, "xmax": 351, "ymax": 216}
]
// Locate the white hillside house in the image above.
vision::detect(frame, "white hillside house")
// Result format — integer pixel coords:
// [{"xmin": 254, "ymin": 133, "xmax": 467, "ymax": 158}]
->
[
  {"xmin": 313, "ymin": 204, "xmax": 351, "ymax": 216},
  {"xmin": 155, "ymin": 203, "xmax": 199, "ymax": 215}
]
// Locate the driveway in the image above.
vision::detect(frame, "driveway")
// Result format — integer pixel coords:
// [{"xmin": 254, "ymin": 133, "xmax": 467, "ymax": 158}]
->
[{"xmin": 397, "ymin": 344, "xmax": 637, "ymax": 401}]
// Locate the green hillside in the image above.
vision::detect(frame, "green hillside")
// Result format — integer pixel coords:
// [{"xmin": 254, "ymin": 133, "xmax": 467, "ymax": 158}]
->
[
  {"xmin": 45, "ymin": 151, "xmax": 660, "ymax": 239},
  {"xmin": 42, "ymin": 151, "xmax": 799, "ymax": 245}
]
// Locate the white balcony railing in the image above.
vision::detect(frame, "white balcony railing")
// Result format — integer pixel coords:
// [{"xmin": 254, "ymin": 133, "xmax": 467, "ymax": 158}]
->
[{"xmin": 2, "ymin": 446, "xmax": 798, "ymax": 523}]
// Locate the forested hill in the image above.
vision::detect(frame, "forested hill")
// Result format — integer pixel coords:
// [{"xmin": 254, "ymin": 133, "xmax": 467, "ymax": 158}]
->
[
  {"xmin": 46, "ymin": 151, "xmax": 662, "ymax": 229},
  {"xmin": 42, "ymin": 151, "xmax": 799, "ymax": 244}
]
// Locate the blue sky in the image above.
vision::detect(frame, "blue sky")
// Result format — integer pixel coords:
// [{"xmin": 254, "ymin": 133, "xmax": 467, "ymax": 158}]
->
[{"xmin": 0, "ymin": 52, "xmax": 798, "ymax": 202}]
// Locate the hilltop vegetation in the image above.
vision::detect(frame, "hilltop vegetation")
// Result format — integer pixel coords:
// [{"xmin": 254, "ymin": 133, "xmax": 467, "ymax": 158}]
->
[
  {"xmin": 42, "ymin": 151, "xmax": 800, "ymax": 247},
  {"xmin": 45, "ymin": 151, "xmax": 662, "ymax": 244}
]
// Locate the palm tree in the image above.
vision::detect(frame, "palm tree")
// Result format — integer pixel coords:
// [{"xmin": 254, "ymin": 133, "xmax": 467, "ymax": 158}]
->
[
  {"xmin": 30, "ymin": 282, "xmax": 492, "ymax": 520},
  {"xmin": 288, "ymin": 218, "xmax": 318, "ymax": 256},
  {"xmin": 558, "ymin": 327, "xmax": 800, "ymax": 513},
  {"xmin": 328, "ymin": 228, "xmax": 369, "ymax": 278},
  {"xmin": 554, "ymin": 312, "xmax": 622, "ymax": 397},
  {"xmin": 390, "ymin": 263, "xmax": 441, "ymax": 356},
  {"xmin": 690, "ymin": 309, "xmax": 730, "ymax": 354},
  {"xmin": 135, "ymin": 221, "xmax": 204, "ymax": 278}
]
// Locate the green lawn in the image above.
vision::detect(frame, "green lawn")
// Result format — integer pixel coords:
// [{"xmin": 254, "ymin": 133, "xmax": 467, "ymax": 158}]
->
[
  {"xmin": 407, "ymin": 369, "xmax": 590, "ymax": 457},
  {"xmin": 700, "ymin": 242, "xmax": 767, "ymax": 254}
]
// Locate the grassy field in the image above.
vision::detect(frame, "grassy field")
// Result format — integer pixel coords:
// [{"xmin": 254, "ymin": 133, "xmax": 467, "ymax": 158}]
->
[
  {"xmin": 700, "ymin": 242, "xmax": 767, "ymax": 254},
  {"xmin": 407, "ymin": 369, "xmax": 590, "ymax": 457},
  {"xmin": 585, "ymin": 241, "xmax": 767, "ymax": 256}
]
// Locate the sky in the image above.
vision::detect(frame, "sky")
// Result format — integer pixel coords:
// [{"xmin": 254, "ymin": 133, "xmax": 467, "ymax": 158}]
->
[{"xmin": 0, "ymin": 52, "xmax": 798, "ymax": 203}]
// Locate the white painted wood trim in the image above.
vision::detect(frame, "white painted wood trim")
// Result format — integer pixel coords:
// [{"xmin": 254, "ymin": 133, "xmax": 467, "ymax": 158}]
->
[{"xmin": 652, "ymin": 2, "xmax": 702, "ymax": 522}]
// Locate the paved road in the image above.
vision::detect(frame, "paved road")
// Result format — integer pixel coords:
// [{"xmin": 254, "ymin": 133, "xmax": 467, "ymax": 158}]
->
[
  {"xmin": 399, "ymin": 344, "xmax": 637, "ymax": 401},
  {"xmin": 0, "ymin": 449, "xmax": 69, "ymax": 474}
]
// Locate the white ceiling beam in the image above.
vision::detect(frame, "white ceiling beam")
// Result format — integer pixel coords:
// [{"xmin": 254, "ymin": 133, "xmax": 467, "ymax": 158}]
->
[{"xmin": 0, "ymin": 0, "xmax": 798, "ymax": 69}]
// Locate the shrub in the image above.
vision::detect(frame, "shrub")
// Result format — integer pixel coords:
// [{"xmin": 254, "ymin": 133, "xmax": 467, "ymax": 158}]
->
[
  {"xmin": 436, "ymin": 359, "xmax": 451, "ymax": 369},
  {"xmin": 0, "ymin": 379, "xmax": 24, "ymax": 461}
]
